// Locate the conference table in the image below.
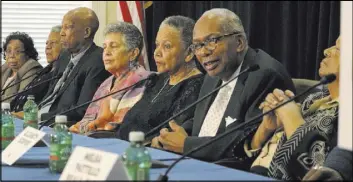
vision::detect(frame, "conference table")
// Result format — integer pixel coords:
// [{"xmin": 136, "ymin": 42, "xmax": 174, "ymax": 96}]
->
[{"xmin": 1, "ymin": 118, "xmax": 271, "ymax": 181}]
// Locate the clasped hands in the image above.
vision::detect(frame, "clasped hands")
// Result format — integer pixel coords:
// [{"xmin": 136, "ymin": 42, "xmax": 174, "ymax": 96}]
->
[
  {"xmin": 150, "ymin": 89, "xmax": 303, "ymax": 153},
  {"xmin": 151, "ymin": 120, "xmax": 188, "ymax": 154},
  {"xmin": 260, "ymin": 88, "xmax": 303, "ymax": 135}
]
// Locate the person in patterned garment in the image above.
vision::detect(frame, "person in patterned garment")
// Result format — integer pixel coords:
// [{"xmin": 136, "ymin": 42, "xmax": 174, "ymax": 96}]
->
[
  {"xmin": 69, "ymin": 22, "xmax": 152, "ymax": 134},
  {"xmin": 246, "ymin": 36, "xmax": 341, "ymax": 180}
]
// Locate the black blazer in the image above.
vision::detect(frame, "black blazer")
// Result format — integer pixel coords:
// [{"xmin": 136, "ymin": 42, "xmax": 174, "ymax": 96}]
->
[
  {"xmin": 182, "ymin": 48, "xmax": 296, "ymax": 168},
  {"xmin": 10, "ymin": 59, "xmax": 66, "ymax": 112},
  {"xmin": 40, "ymin": 43, "xmax": 110, "ymax": 126}
]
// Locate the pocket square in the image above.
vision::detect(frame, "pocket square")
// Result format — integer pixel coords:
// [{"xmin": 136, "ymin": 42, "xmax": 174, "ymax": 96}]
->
[{"xmin": 225, "ymin": 116, "xmax": 237, "ymax": 127}]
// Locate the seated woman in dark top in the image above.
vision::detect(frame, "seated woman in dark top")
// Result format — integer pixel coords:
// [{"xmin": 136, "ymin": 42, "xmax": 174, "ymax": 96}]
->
[
  {"xmin": 245, "ymin": 36, "xmax": 341, "ymax": 180},
  {"xmin": 116, "ymin": 15, "xmax": 204, "ymax": 141}
]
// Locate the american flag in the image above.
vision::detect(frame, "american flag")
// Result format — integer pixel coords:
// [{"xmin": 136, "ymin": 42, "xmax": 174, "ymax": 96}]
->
[{"xmin": 117, "ymin": 1, "xmax": 151, "ymax": 70}]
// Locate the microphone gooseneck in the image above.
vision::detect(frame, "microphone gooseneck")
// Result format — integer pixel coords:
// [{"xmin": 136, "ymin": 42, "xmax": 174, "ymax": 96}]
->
[
  {"xmin": 158, "ymin": 73, "xmax": 336, "ymax": 181},
  {"xmin": 38, "ymin": 73, "xmax": 157, "ymax": 129},
  {"xmin": 144, "ymin": 65, "xmax": 260, "ymax": 141},
  {"xmin": 1, "ymin": 64, "xmax": 53, "ymax": 95},
  {"xmin": 1, "ymin": 72, "xmax": 63, "ymax": 102}
]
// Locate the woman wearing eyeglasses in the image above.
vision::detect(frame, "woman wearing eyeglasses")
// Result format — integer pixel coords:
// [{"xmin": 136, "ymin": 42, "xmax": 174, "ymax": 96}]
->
[
  {"xmin": 115, "ymin": 15, "xmax": 204, "ymax": 142},
  {"xmin": 1, "ymin": 31, "xmax": 43, "ymax": 103}
]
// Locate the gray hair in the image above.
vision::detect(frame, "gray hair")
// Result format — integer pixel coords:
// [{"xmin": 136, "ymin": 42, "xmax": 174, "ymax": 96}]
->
[
  {"xmin": 202, "ymin": 8, "xmax": 247, "ymax": 41},
  {"xmin": 160, "ymin": 15, "xmax": 195, "ymax": 49},
  {"xmin": 104, "ymin": 22, "xmax": 143, "ymax": 53},
  {"xmin": 50, "ymin": 25, "xmax": 62, "ymax": 33}
]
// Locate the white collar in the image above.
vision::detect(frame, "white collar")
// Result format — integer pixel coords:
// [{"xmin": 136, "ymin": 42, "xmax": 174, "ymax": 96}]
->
[{"xmin": 222, "ymin": 61, "xmax": 243, "ymax": 84}]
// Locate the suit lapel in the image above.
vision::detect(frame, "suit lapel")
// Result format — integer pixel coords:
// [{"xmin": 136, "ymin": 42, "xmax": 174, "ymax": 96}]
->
[
  {"xmin": 217, "ymin": 48, "xmax": 258, "ymax": 133},
  {"xmin": 193, "ymin": 75, "xmax": 221, "ymax": 135},
  {"xmin": 217, "ymin": 65, "xmax": 248, "ymax": 133},
  {"xmin": 55, "ymin": 44, "xmax": 97, "ymax": 98}
]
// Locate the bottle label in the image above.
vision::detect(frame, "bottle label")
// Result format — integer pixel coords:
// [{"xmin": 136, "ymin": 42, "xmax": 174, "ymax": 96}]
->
[
  {"xmin": 0, "ymin": 137, "xmax": 15, "ymax": 141},
  {"xmin": 50, "ymin": 144, "xmax": 71, "ymax": 161},
  {"xmin": 1, "ymin": 126, "xmax": 15, "ymax": 140},
  {"xmin": 24, "ymin": 113, "xmax": 38, "ymax": 129},
  {"xmin": 50, "ymin": 144, "xmax": 60, "ymax": 161}
]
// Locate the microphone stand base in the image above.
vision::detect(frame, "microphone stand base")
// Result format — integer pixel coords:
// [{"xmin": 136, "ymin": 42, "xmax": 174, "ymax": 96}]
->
[{"xmin": 157, "ymin": 174, "xmax": 168, "ymax": 182}]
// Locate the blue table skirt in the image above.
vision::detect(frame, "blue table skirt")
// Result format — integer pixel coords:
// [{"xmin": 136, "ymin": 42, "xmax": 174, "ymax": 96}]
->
[{"xmin": 1, "ymin": 118, "xmax": 272, "ymax": 180}]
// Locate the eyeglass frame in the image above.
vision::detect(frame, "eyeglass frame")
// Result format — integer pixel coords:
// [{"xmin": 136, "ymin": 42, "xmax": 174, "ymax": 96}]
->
[
  {"xmin": 4, "ymin": 49, "xmax": 26, "ymax": 56},
  {"xmin": 189, "ymin": 31, "xmax": 243, "ymax": 54}
]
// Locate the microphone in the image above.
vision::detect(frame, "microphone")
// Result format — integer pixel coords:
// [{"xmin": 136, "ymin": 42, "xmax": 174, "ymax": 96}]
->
[
  {"xmin": 157, "ymin": 74, "xmax": 336, "ymax": 181},
  {"xmin": 1, "ymin": 72, "xmax": 63, "ymax": 102},
  {"xmin": 1, "ymin": 64, "xmax": 53, "ymax": 95},
  {"xmin": 143, "ymin": 64, "xmax": 260, "ymax": 141},
  {"xmin": 38, "ymin": 73, "xmax": 158, "ymax": 129}
]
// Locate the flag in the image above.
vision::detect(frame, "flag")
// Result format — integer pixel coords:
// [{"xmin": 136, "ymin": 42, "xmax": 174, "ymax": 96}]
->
[{"xmin": 117, "ymin": 1, "xmax": 151, "ymax": 70}]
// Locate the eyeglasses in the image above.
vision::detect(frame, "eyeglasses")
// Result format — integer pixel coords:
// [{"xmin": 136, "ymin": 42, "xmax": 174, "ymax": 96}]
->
[
  {"xmin": 189, "ymin": 31, "xmax": 242, "ymax": 55},
  {"xmin": 5, "ymin": 49, "xmax": 25, "ymax": 56}
]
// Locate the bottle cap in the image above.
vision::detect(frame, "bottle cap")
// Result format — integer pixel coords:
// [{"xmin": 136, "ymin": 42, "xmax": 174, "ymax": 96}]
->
[
  {"xmin": 129, "ymin": 131, "xmax": 145, "ymax": 142},
  {"xmin": 55, "ymin": 115, "xmax": 67, "ymax": 124},
  {"xmin": 27, "ymin": 95, "xmax": 35, "ymax": 100},
  {"xmin": 2, "ymin": 103, "xmax": 10, "ymax": 110}
]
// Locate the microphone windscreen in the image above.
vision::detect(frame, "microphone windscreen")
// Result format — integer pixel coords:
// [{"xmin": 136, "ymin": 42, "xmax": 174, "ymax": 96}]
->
[
  {"xmin": 320, "ymin": 74, "xmax": 336, "ymax": 84},
  {"xmin": 40, "ymin": 64, "xmax": 53, "ymax": 75},
  {"xmin": 145, "ymin": 73, "xmax": 159, "ymax": 88},
  {"xmin": 248, "ymin": 64, "xmax": 260, "ymax": 72}
]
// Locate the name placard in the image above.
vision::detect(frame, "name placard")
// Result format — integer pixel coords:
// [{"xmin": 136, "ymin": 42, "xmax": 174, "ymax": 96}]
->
[
  {"xmin": 1, "ymin": 127, "xmax": 45, "ymax": 165},
  {"xmin": 59, "ymin": 146, "xmax": 130, "ymax": 181}
]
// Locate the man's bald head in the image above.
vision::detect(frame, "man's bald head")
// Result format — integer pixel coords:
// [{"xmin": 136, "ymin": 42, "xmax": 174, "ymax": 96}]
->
[
  {"xmin": 64, "ymin": 7, "xmax": 99, "ymax": 39},
  {"xmin": 198, "ymin": 8, "xmax": 246, "ymax": 41},
  {"xmin": 60, "ymin": 7, "xmax": 99, "ymax": 53}
]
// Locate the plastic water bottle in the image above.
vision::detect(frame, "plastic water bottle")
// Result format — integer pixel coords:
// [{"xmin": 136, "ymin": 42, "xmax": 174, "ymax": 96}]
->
[
  {"xmin": 23, "ymin": 95, "xmax": 38, "ymax": 129},
  {"xmin": 1, "ymin": 103, "xmax": 15, "ymax": 150},
  {"xmin": 49, "ymin": 115, "xmax": 72, "ymax": 173},
  {"xmin": 122, "ymin": 131, "xmax": 152, "ymax": 181}
]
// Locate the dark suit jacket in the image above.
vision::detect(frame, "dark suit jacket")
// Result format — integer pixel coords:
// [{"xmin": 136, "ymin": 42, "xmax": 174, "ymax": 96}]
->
[
  {"xmin": 182, "ymin": 47, "xmax": 296, "ymax": 169},
  {"xmin": 10, "ymin": 59, "xmax": 65, "ymax": 112},
  {"xmin": 40, "ymin": 43, "xmax": 110, "ymax": 126}
]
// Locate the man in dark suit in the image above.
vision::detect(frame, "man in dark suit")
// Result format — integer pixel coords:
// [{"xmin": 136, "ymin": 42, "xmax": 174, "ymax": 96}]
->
[
  {"xmin": 152, "ymin": 8, "xmax": 295, "ymax": 170},
  {"xmin": 38, "ymin": 7, "xmax": 110, "ymax": 127},
  {"xmin": 11, "ymin": 25, "xmax": 64, "ymax": 113}
]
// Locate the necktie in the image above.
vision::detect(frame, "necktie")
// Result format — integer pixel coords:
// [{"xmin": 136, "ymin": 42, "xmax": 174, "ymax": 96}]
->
[
  {"xmin": 199, "ymin": 84, "xmax": 233, "ymax": 137},
  {"xmin": 39, "ymin": 62, "xmax": 74, "ymax": 108},
  {"xmin": 55, "ymin": 61, "xmax": 74, "ymax": 91}
]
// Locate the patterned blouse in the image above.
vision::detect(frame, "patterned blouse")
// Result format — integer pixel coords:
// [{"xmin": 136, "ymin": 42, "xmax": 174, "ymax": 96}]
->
[
  {"xmin": 70, "ymin": 65, "xmax": 153, "ymax": 134},
  {"xmin": 266, "ymin": 87, "xmax": 339, "ymax": 180}
]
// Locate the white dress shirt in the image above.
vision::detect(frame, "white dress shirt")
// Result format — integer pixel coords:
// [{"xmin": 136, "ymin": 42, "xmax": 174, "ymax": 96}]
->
[{"xmin": 199, "ymin": 62, "xmax": 243, "ymax": 137}]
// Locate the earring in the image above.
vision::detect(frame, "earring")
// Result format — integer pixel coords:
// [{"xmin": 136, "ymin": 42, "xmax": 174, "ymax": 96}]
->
[{"xmin": 128, "ymin": 60, "xmax": 138, "ymax": 69}]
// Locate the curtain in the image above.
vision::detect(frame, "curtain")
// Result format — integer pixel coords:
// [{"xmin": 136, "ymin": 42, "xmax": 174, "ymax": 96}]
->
[{"xmin": 145, "ymin": 1, "xmax": 340, "ymax": 80}]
